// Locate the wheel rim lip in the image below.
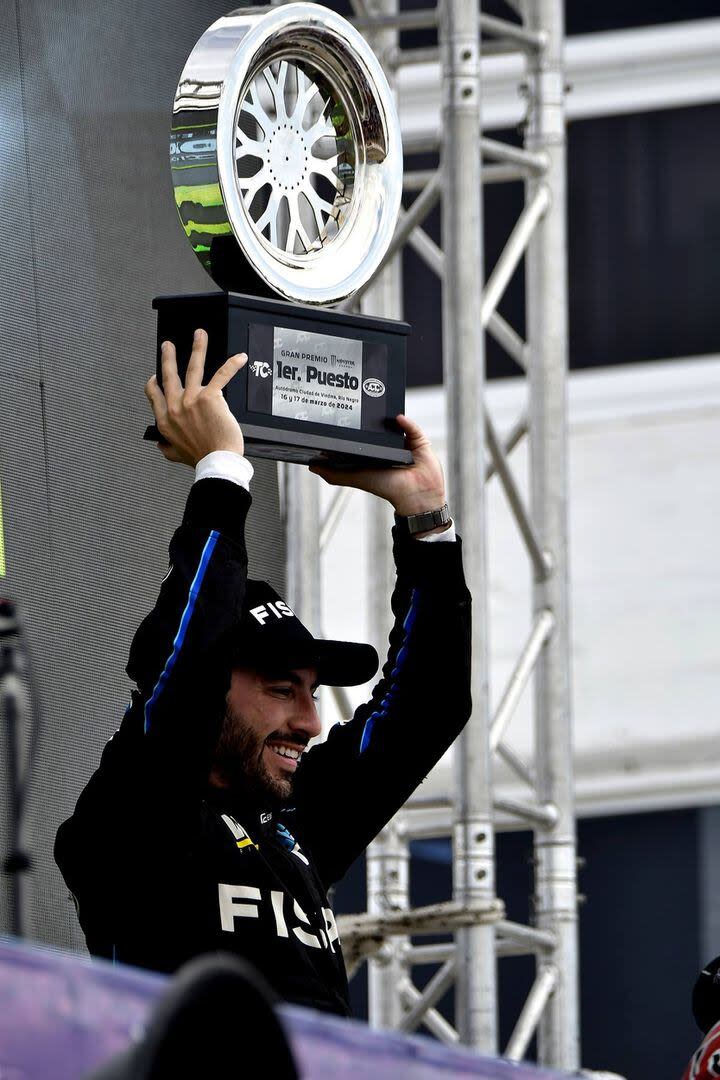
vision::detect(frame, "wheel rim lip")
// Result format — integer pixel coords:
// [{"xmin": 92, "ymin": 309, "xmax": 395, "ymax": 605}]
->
[{"xmin": 214, "ymin": 3, "xmax": 402, "ymax": 305}]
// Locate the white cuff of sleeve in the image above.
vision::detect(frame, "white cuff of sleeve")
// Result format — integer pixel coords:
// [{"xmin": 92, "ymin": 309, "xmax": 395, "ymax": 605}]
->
[
  {"xmin": 417, "ymin": 522, "xmax": 456, "ymax": 543},
  {"xmin": 194, "ymin": 451, "xmax": 254, "ymax": 491}
]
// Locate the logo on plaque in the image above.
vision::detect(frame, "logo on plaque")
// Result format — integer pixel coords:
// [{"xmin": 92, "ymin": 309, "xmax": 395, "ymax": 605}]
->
[
  {"xmin": 363, "ymin": 379, "xmax": 386, "ymax": 399},
  {"xmin": 151, "ymin": 3, "xmax": 411, "ymax": 468}
]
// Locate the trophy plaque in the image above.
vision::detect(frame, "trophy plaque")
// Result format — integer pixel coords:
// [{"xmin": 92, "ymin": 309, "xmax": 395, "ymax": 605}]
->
[{"xmin": 151, "ymin": 3, "xmax": 411, "ymax": 467}]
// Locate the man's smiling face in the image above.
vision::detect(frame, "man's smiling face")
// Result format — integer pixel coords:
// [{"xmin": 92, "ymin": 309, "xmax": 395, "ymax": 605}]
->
[{"xmin": 209, "ymin": 666, "xmax": 321, "ymax": 804}]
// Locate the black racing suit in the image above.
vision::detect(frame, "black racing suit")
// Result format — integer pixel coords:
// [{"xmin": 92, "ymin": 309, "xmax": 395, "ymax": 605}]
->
[{"xmin": 55, "ymin": 477, "xmax": 472, "ymax": 1017}]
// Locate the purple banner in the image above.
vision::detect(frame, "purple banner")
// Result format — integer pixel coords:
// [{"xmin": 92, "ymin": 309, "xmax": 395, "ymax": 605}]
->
[{"xmin": 0, "ymin": 937, "xmax": 569, "ymax": 1079}]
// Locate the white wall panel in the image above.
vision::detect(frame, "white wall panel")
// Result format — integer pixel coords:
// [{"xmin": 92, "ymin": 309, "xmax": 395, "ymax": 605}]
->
[
  {"xmin": 321, "ymin": 355, "xmax": 720, "ymax": 817},
  {"xmin": 399, "ymin": 18, "xmax": 720, "ymax": 140}
]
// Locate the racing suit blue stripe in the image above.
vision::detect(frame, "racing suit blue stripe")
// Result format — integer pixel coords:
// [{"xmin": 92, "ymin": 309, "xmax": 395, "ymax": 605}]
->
[
  {"xmin": 143, "ymin": 530, "xmax": 220, "ymax": 733},
  {"xmin": 359, "ymin": 590, "xmax": 419, "ymax": 754}
]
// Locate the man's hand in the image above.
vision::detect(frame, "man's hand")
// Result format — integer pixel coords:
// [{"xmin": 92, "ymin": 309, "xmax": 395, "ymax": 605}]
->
[
  {"xmin": 145, "ymin": 330, "xmax": 247, "ymax": 467},
  {"xmin": 310, "ymin": 415, "xmax": 446, "ymax": 518}
]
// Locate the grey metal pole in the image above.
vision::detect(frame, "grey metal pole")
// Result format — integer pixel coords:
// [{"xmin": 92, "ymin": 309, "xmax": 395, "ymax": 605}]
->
[
  {"xmin": 284, "ymin": 466, "xmax": 321, "ymax": 633},
  {"xmin": 524, "ymin": 0, "xmax": 580, "ymax": 1069},
  {"xmin": 366, "ymin": 817, "xmax": 409, "ymax": 1027},
  {"xmin": 505, "ymin": 964, "xmax": 559, "ymax": 1061},
  {"xmin": 362, "ymin": 0, "xmax": 407, "ymax": 1028},
  {"xmin": 364, "ymin": 459, "xmax": 404, "ymax": 1030},
  {"xmin": 440, "ymin": 0, "xmax": 497, "ymax": 1051}
]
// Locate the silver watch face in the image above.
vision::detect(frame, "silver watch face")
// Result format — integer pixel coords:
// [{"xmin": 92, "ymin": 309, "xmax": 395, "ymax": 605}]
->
[{"xmin": 171, "ymin": 4, "xmax": 403, "ymax": 306}]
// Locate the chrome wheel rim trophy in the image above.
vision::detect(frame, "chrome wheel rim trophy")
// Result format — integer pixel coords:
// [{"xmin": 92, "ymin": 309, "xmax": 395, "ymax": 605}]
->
[{"xmin": 152, "ymin": 3, "xmax": 411, "ymax": 466}]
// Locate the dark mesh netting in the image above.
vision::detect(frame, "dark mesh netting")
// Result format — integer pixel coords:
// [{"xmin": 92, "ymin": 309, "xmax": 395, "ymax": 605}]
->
[{"xmin": 0, "ymin": 1, "xmax": 285, "ymax": 950}]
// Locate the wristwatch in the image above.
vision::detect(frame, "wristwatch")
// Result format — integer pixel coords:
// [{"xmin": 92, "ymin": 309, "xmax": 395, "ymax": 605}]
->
[{"xmin": 404, "ymin": 503, "xmax": 451, "ymax": 535}]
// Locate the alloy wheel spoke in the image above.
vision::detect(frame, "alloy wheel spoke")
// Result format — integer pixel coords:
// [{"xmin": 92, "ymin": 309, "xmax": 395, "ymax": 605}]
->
[
  {"xmin": 237, "ymin": 164, "xmax": 271, "ymax": 202},
  {"xmin": 291, "ymin": 68, "xmax": 320, "ymax": 123},
  {"xmin": 286, "ymin": 193, "xmax": 314, "ymax": 254},
  {"xmin": 262, "ymin": 61, "xmax": 289, "ymax": 125},
  {"xmin": 255, "ymin": 191, "xmax": 281, "ymax": 246},
  {"xmin": 239, "ymin": 91, "xmax": 272, "ymax": 137},
  {"xmin": 304, "ymin": 186, "xmax": 336, "ymax": 238},
  {"xmin": 235, "ymin": 127, "xmax": 265, "ymax": 155},
  {"xmin": 305, "ymin": 113, "xmax": 337, "ymax": 146},
  {"xmin": 308, "ymin": 153, "xmax": 342, "ymax": 189}
]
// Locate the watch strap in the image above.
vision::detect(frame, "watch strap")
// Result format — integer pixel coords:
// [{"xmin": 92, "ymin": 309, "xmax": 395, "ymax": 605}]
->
[{"xmin": 403, "ymin": 503, "xmax": 451, "ymax": 535}]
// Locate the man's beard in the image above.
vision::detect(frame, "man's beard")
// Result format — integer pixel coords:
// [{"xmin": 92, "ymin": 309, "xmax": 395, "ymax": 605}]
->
[{"xmin": 210, "ymin": 705, "xmax": 294, "ymax": 807}]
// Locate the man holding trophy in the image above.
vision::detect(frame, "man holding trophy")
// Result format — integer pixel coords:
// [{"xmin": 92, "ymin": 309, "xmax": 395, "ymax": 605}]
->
[
  {"xmin": 55, "ymin": 329, "xmax": 471, "ymax": 1016},
  {"xmin": 56, "ymin": 4, "xmax": 473, "ymax": 1017}
]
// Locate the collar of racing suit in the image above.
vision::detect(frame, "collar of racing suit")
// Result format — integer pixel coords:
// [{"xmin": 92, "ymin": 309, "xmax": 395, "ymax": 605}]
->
[{"xmin": 204, "ymin": 786, "xmax": 285, "ymax": 840}]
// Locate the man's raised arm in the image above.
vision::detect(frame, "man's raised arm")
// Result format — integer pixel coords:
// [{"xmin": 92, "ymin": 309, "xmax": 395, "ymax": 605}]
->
[
  {"xmin": 55, "ymin": 333, "xmax": 251, "ymax": 916},
  {"xmin": 127, "ymin": 332, "xmax": 250, "ymax": 779},
  {"xmin": 291, "ymin": 418, "xmax": 472, "ymax": 887}
]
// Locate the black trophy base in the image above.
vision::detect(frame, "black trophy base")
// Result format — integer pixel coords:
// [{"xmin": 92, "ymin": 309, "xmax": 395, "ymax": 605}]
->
[{"xmin": 151, "ymin": 291, "xmax": 412, "ymax": 468}]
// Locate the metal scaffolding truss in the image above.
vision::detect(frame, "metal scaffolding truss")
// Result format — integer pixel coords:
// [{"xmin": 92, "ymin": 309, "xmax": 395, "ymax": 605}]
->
[{"xmin": 281, "ymin": 0, "xmax": 577, "ymax": 1069}]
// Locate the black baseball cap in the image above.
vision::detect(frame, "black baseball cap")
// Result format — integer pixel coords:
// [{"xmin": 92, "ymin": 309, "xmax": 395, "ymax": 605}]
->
[
  {"xmin": 693, "ymin": 955, "xmax": 720, "ymax": 1034},
  {"xmin": 235, "ymin": 580, "xmax": 378, "ymax": 687}
]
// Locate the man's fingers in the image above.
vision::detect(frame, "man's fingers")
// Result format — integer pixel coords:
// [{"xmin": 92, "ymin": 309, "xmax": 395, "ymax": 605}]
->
[
  {"xmin": 208, "ymin": 352, "xmax": 248, "ymax": 392},
  {"xmin": 309, "ymin": 465, "xmax": 342, "ymax": 486},
  {"xmin": 159, "ymin": 442, "xmax": 183, "ymax": 463},
  {"xmin": 160, "ymin": 341, "xmax": 183, "ymax": 404},
  {"xmin": 309, "ymin": 464, "xmax": 374, "ymax": 491},
  {"xmin": 395, "ymin": 414, "xmax": 429, "ymax": 451},
  {"xmin": 184, "ymin": 328, "xmax": 207, "ymax": 390},
  {"xmin": 144, "ymin": 375, "xmax": 167, "ymax": 421}
]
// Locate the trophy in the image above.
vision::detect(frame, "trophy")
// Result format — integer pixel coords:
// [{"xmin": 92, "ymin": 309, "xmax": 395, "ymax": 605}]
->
[{"xmin": 150, "ymin": 3, "xmax": 410, "ymax": 467}]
